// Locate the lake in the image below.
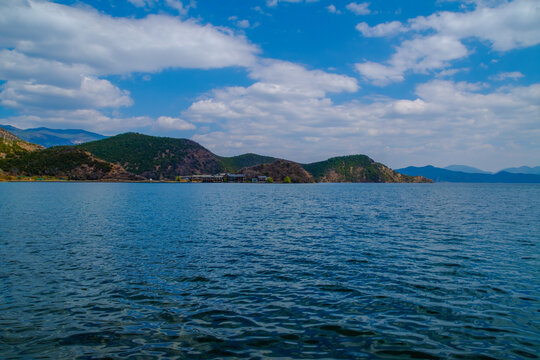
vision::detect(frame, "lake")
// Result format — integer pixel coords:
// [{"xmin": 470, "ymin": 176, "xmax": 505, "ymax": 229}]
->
[{"xmin": 1, "ymin": 183, "xmax": 539, "ymax": 359}]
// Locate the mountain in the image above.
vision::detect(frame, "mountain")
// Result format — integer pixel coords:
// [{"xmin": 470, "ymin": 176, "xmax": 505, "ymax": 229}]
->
[
  {"xmin": 397, "ymin": 165, "xmax": 540, "ymax": 183},
  {"xmin": 218, "ymin": 153, "xmax": 277, "ymax": 172},
  {"xmin": 3, "ymin": 131, "xmax": 433, "ymax": 183},
  {"xmin": 444, "ymin": 165, "xmax": 491, "ymax": 174},
  {"xmin": 78, "ymin": 132, "xmax": 226, "ymax": 180},
  {"xmin": 1, "ymin": 127, "xmax": 44, "ymax": 159},
  {"xmin": 0, "ymin": 146, "xmax": 144, "ymax": 181},
  {"xmin": 240, "ymin": 160, "xmax": 315, "ymax": 183},
  {"xmin": 303, "ymin": 155, "xmax": 432, "ymax": 183},
  {"xmin": 79, "ymin": 134, "xmax": 430, "ymax": 182},
  {"xmin": 500, "ymin": 166, "xmax": 540, "ymax": 175},
  {"xmin": 0, "ymin": 125, "xmax": 106, "ymax": 147}
]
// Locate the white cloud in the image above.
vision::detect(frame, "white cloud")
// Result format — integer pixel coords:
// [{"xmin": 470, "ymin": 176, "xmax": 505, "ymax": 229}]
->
[
  {"xmin": 355, "ymin": 0, "xmax": 540, "ymax": 85},
  {"xmin": 0, "ymin": 77, "xmax": 133, "ymax": 110},
  {"xmin": 355, "ymin": 62, "xmax": 404, "ymax": 85},
  {"xmin": 356, "ymin": 35, "xmax": 468, "ymax": 85},
  {"xmin": 346, "ymin": 2, "xmax": 371, "ymax": 15},
  {"xmin": 127, "ymin": 0, "xmax": 148, "ymax": 7},
  {"xmin": 0, "ymin": 0, "xmax": 257, "ymax": 74},
  {"xmin": 181, "ymin": 65, "xmax": 539, "ymax": 169},
  {"xmin": 266, "ymin": 0, "xmax": 302, "ymax": 6},
  {"xmin": 327, "ymin": 5, "xmax": 340, "ymax": 14},
  {"xmin": 236, "ymin": 19, "xmax": 251, "ymax": 28},
  {"xmin": 355, "ymin": 21, "xmax": 406, "ymax": 37},
  {"xmin": 410, "ymin": 0, "xmax": 540, "ymax": 51},
  {"xmin": 129, "ymin": 0, "xmax": 196, "ymax": 13},
  {"xmin": 156, "ymin": 116, "xmax": 196, "ymax": 130},
  {"xmin": 490, "ymin": 71, "xmax": 525, "ymax": 81},
  {"xmin": 165, "ymin": 0, "xmax": 194, "ymax": 15},
  {"xmin": 0, "ymin": 0, "xmax": 258, "ymax": 131}
]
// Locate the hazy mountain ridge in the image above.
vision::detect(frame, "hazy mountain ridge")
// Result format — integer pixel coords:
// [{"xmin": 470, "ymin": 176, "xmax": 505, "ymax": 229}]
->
[
  {"xmin": 500, "ymin": 166, "xmax": 540, "ymax": 175},
  {"xmin": 1, "ymin": 125, "xmax": 106, "ymax": 147},
  {"xmin": 398, "ymin": 166, "xmax": 540, "ymax": 183},
  {"xmin": 444, "ymin": 165, "xmax": 492, "ymax": 174}
]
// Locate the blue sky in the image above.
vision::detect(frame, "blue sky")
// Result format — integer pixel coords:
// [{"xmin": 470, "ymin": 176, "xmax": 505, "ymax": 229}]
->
[{"xmin": 0, "ymin": 0, "xmax": 539, "ymax": 170}]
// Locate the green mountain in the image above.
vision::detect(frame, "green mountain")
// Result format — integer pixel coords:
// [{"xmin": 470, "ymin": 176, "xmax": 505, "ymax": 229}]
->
[
  {"xmin": 1, "ymin": 124, "xmax": 106, "ymax": 147},
  {"xmin": 78, "ymin": 133, "xmax": 278, "ymax": 179},
  {"xmin": 78, "ymin": 132, "xmax": 224, "ymax": 180},
  {"xmin": 218, "ymin": 153, "xmax": 277, "ymax": 173},
  {"xmin": 303, "ymin": 155, "xmax": 432, "ymax": 183},
  {"xmin": 2, "ymin": 130, "xmax": 433, "ymax": 183},
  {"xmin": 0, "ymin": 146, "xmax": 143, "ymax": 181}
]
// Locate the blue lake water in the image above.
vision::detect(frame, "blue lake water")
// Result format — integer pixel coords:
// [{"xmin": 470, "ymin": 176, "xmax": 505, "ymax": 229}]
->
[{"xmin": 0, "ymin": 183, "xmax": 539, "ymax": 359}]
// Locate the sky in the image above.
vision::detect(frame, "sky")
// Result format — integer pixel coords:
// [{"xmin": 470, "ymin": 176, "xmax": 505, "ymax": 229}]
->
[{"xmin": 0, "ymin": 0, "xmax": 539, "ymax": 170}]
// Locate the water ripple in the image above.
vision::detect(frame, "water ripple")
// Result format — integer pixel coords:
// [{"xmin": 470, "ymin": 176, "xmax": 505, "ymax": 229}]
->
[{"xmin": 0, "ymin": 183, "xmax": 539, "ymax": 359}]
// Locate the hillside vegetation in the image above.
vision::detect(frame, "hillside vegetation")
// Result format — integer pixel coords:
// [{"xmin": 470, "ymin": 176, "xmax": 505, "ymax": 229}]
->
[
  {"xmin": 1, "ymin": 127, "xmax": 44, "ymax": 158},
  {"xmin": 78, "ymin": 133, "xmax": 224, "ymax": 179},
  {"xmin": 0, "ymin": 147, "xmax": 143, "ymax": 181},
  {"xmin": 304, "ymin": 155, "xmax": 432, "ymax": 183},
  {"xmin": 218, "ymin": 153, "xmax": 277, "ymax": 173},
  {"xmin": 240, "ymin": 160, "xmax": 315, "ymax": 183},
  {"xmin": 2, "ymin": 129, "xmax": 433, "ymax": 183}
]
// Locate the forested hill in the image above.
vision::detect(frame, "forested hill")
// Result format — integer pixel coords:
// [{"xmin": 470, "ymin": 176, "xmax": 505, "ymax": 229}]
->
[
  {"xmin": 304, "ymin": 155, "xmax": 432, "ymax": 183},
  {"xmin": 2, "ymin": 130, "xmax": 433, "ymax": 183}
]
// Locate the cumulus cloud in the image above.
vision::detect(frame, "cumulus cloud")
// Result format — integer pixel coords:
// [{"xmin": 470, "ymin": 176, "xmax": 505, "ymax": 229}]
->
[
  {"xmin": 156, "ymin": 116, "xmax": 196, "ymax": 130},
  {"xmin": 355, "ymin": 21, "xmax": 406, "ymax": 37},
  {"xmin": 0, "ymin": 0, "xmax": 257, "ymax": 131},
  {"xmin": 357, "ymin": 35, "xmax": 468, "ymax": 85},
  {"xmin": 0, "ymin": 77, "xmax": 133, "ymax": 110},
  {"xmin": 181, "ymin": 71, "xmax": 539, "ymax": 169},
  {"xmin": 0, "ymin": 0, "xmax": 257, "ymax": 74},
  {"xmin": 346, "ymin": 2, "xmax": 371, "ymax": 15},
  {"xmin": 355, "ymin": 0, "xmax": 540, "ymax": 85}
]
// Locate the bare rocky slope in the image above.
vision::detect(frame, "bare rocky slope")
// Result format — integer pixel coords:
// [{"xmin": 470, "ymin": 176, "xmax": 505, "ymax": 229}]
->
[{"xmin": 1, "ymin": 127, "xmax": 44, "ymax": 159}]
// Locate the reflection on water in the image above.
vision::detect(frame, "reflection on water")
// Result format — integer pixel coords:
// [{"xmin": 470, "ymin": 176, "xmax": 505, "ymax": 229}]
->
[{"xmin": 1, "ymin": 183, "xmax": 539, "ymax": 359}]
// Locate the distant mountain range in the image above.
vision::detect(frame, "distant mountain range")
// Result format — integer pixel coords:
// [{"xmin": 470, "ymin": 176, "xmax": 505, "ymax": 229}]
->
[
  {"xmin": 443, "ymin": 165, "xmax": 492, "ymax": 174},
  {"xmin": 0, "ymin": 125, "xmax": 106, "ymax": 147},
  {"xmin": 397, "ymin": 166, "xmax": 540, "ymax": 183},
  {"xmin": 443, "ymin": 164, "xmax": 540, "ymax": 175},
  {"xmin": 500, "ymin": 166, "xmax": 540, "ymax": 175},
  {"xmin": 0, "ymin": 128, "xmax": 430, "ymax": 183},
  {"xmin": 1, "ymin": 125, "xmax": 538, "ymax": 183}
]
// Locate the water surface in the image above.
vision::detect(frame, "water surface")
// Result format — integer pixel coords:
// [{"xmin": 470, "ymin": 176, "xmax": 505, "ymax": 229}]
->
[{"xmin": 1, "ymin": 183, "xmax": 539, "ymax": 359}]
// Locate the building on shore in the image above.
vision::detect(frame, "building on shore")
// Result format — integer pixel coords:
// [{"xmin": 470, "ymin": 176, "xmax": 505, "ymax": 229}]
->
[{"xmin": 181, "ymin": 173, "xmax": 247, "ymax": 183}]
